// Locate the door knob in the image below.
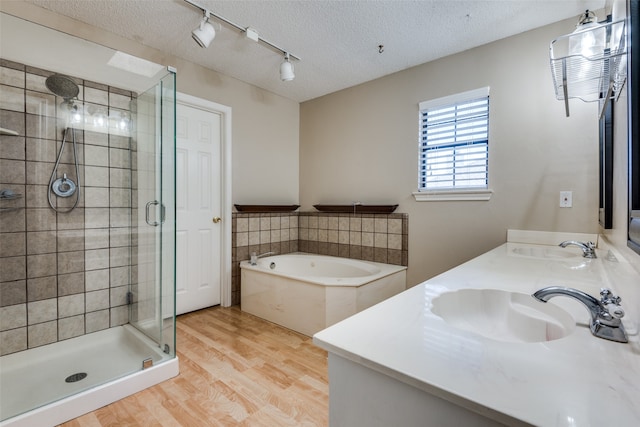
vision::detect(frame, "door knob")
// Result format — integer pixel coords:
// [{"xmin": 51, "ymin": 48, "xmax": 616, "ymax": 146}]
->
[{"xmin": 212, "ymin": 216, "xmax": 222, "ymax": 223}]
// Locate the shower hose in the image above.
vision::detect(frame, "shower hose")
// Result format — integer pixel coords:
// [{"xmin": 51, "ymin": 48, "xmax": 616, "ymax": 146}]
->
[{"xmin": 47, "ymin": 127, "xmax": 81, "ymax": 213}]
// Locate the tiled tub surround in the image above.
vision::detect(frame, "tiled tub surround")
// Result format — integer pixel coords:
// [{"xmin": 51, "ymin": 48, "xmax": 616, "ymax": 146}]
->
[
  {"xmin": 298, "ymin": 212, "xmax": 408, "ymax": 266},
  {"xmin": 232, "ymin": 213, "xmax": 299, "ymax": 306},
  {"xmin": 231, "ymin": 211, "xmax": 408, "ymax": 306},
  {"xmin": 0, "ymin": 59, "xmax": 135, "ymax": 355}
]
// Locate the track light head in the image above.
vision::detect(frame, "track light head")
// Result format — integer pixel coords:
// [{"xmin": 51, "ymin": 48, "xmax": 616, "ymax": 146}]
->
[
  {"xmin": 192, "ymin": 12, "xmax": 215, "ymax": 48},
  {"xmin": 280, "ymin": 53, "xmax": 295, "ymax": 81},
  {"xmin": 183, "ymin": 0, "xmax": 301, "ymax": 79}
]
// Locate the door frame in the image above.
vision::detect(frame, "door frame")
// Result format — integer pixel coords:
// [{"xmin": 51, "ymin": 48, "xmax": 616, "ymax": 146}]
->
[{"xmin": 176, "ymin": 92, "xmax": 232, "ymax": 307}]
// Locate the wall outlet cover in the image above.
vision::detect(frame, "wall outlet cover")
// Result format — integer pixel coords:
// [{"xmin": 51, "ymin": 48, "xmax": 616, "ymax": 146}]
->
[{"xmin": 560, "ymin": 191, "xmax": 572, "ymax": 208}]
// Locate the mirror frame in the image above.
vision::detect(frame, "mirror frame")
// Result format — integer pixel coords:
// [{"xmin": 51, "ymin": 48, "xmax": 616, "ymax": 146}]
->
[
  {"xmin": 629, "ymin": 0, "xmax": 640, "ymax": 254},
  {"xmin": 599, "ymin": 99, "xmax": 614, "ymax": 229}
]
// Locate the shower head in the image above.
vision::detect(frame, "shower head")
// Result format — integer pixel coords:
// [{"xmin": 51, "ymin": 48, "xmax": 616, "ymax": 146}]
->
[{"xmin": 45, "ymin": 74, "xmax": 79, "ymax": 101}]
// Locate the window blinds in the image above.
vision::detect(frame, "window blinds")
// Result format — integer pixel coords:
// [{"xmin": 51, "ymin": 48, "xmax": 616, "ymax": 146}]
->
[{"xmin": 419, "ymin": 88, "xmax": 490, "ymax": 191}]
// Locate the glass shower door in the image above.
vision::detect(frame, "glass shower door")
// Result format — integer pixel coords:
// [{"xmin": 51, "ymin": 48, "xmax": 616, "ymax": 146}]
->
[{"xmin": 131, "ymin": 69, "xmax": 176, "ymax": 356}]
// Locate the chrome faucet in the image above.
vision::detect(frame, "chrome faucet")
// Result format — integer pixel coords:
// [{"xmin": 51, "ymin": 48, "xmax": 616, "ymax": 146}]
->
[
  {"xmin": 250, "ymin": 251, "xmax": 276, "ymax": 265},
  {"xmin": 532, "ymin": 286, "xmax": 628, "ymax": 343},
  {"xmin": 559, "ymin": 240, "xmax": 597, "ymax": 258}
]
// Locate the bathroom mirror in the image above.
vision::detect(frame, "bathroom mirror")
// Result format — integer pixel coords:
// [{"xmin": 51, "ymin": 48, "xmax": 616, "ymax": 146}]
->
[
  {"xmin": 629, "ymin": 0, "xmax": 640, "ymax": 254},
  {"xmin": 599, "ymin": 100, "xmax": 614, "ymax": 229}
]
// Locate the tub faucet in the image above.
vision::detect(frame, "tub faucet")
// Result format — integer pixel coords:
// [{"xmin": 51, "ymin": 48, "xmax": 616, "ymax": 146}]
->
[
  {"xmin": 559, "ymin": 240, "xmax": 597, "ymax": 258},
  {"xmin": 532, "ymin": 286, "xmax": 627, "ymax": 343},
  {"xmin": 250, "ymin": 251, "xmax": 277, "ymax": 265}
]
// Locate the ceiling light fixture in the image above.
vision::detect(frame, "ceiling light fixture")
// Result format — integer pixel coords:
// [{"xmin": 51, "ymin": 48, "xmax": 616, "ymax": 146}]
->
[
  {"xmin": 192, "ymin": 11, "xmax": 216, "ymax": 48},
  {"xmin": 549, "ymin": 10, "xmax": 627, "ymax": 117},
  {"xmin": 569, "ymin": 10, "xmax": 605, "ymax": 58},
  {"xmin": 280, "ymin": 53, "xmax": 295, "ymax": 81},
  {"xmin": 183, "ymin": 0, "xmax": 300, "ymax": 82},
  {"xmin": 567, "ymin": 9, "xmax": 606, "ymax": 87}
]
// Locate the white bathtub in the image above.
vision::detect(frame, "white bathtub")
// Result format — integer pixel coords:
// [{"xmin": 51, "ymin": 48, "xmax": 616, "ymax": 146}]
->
[{"xmin": 240, "ymin": 253, "xmax": 407, "ymax": 336}]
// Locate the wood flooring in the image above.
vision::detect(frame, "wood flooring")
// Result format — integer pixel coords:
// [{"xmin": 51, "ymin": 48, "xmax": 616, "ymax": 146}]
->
[{"xmin": 59, "ymin": 306, "xmax": 329, "ymax": 427}]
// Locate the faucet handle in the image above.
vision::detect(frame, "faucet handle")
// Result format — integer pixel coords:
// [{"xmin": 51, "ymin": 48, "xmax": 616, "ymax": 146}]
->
[
  {"xmin": 600, "ymin": 288, "xmax": 625, "ymax": 318},
  {"xmin": 600, "ymin": 288, "xmax": 620, "ymax": 303},
  {"xmin": 606, "ymin": 304, "xmax": 625, "ymax": 319}
]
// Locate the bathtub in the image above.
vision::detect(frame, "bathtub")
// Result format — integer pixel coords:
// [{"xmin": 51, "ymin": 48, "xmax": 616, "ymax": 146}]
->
[{"xmin": 240, "ymin": 253, "xmax": 407, "ymax": 336}]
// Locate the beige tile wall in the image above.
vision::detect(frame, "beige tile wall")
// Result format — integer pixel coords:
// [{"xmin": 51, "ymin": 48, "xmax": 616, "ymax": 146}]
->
[
  {"xmin": 231, "ymin": 211, "xmax": 408, "ymax": 306},
  {"xmin": 298, "ymin": 212, "xmax": 408, "ymax": 265},
  {"xmin": 0, "ymin": 59, "xmax": 135, "ymax": 355}
]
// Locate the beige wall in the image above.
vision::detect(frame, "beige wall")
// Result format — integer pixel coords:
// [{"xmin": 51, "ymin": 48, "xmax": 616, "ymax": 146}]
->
[
  {"xmin": 0, "ymin": 2, "xmax": 300, "ymax": 206},
  {"xmin": 300, "ymin": 19, "xmax": 600, "ymax": 287}
]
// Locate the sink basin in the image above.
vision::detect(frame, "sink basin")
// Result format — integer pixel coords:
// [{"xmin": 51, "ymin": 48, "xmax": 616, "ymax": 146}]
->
[
  {"xmin": 510, "ymin": 245, "xmax": 582, "ymax": 259},
  {"xmin": 431, "ymin": 289, "xmax": 575, "ymax": 343}
]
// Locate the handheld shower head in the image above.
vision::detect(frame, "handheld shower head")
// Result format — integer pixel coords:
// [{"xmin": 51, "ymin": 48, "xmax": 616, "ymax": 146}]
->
[{"xmin": 46, "ymin": 74, "xmax": 82, "ymax": 125}]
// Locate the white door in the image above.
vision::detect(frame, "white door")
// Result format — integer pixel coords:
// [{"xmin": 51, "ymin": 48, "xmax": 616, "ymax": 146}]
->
[{"xmin": 175, "ymin": 102, "xmax": 222, "ymax": 314}]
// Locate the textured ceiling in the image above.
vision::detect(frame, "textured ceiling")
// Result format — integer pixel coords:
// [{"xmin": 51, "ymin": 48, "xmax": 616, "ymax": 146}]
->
[{"xmin": 22, "ymin": 0, "xmax": 605, "ymax": 102}]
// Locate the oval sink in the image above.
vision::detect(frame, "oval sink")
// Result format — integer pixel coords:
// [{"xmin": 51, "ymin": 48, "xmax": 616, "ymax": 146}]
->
[{"xmin": 431, "ymin": 289, "xmax": 575, "ymax": 343}]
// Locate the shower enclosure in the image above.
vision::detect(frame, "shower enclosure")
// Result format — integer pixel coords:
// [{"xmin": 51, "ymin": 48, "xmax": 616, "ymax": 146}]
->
[{"xmin": 0, "ymin": 12, "xmax": 177, "ymax": 426}]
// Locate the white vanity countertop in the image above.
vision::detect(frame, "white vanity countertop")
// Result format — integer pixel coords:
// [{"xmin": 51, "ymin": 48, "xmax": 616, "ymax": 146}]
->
[{"xmin": 313, "ymin": 237, "xmax": 640, "ymax": 426}]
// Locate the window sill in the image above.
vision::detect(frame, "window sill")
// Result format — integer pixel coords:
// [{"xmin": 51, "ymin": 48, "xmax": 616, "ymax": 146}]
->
[{"xmin": 412, "ymin": 189, "xmax": 493, "ymax": 202}]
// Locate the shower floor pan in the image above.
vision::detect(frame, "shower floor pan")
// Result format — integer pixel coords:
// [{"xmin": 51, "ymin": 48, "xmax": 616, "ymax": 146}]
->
[{"xmin": 0, "ymin": 325, "xmax": 178, "ymax": 426}]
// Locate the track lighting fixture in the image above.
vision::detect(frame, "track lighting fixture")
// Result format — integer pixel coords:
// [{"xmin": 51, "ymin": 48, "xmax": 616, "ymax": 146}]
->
[
  {"xmin": 192, "ymin": 11, "xmax": 216, "ymax": 48},
  {"xmin": 280, "ymin": 53, "xmax": 295, "ymax": 81},
  {"xmin": 184, "ymin": 0, "xmax": 300, "ymax": 82}
]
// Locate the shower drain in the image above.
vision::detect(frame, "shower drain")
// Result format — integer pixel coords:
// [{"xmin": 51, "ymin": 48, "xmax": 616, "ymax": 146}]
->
[{"xmin": 65, "ymin": 372, "xmax": 87, "ymax": 383}]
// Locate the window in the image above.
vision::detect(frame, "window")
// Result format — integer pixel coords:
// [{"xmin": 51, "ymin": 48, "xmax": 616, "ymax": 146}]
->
[{"xmin": 417, "ymin": 87, "xmax": 490, "ymax": 198}]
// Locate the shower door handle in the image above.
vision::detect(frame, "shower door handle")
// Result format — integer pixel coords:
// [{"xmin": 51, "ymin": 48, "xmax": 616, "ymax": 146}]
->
[{"xmin": 145, "ymin": 200, "xmax": 160, "ymax": 226}]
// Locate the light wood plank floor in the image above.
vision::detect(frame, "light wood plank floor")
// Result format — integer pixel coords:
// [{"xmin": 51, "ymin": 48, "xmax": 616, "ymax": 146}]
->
[{"xmin": 59, "ymin": 307, "xmax": 329, "ymax": 427}]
